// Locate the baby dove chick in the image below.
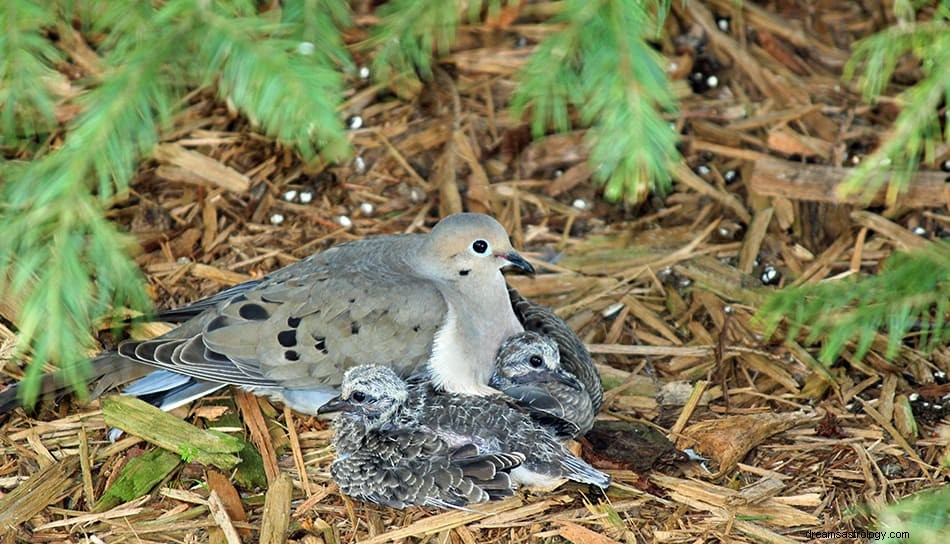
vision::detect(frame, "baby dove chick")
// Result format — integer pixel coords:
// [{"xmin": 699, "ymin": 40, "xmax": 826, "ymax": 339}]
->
[
  {"xmin": 325, "ymin": 365, "xmax": 523, "ymax": 509},
  {"xmin": 491, "ymin": 332, "xmax": 595, "ymax": 438},
  {"xmin": 325, "ymin": 365, "xmax": 610, "ymax": 494}
]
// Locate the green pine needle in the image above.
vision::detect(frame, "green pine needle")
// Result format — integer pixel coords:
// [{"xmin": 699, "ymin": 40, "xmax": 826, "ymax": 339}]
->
[
  {"xmin": 0, "ymin": 0, "xmax": 63, "ymax": 142},
  {"xmin": 758, "ymin": 242, "xmax": 950, "ymax": 365},
  {"xmin": 840, "ymin": 12, "xmax": 950, "ymax": 204},
  {"xmin": 511, "ymin": 0, "xmax": 679, "ymax": 203}
]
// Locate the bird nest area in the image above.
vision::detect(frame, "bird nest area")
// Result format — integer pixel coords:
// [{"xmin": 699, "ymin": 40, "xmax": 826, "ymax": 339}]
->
[{"xmin": 1, "ymin": 2, "xmax": 949, "ymax": 544}]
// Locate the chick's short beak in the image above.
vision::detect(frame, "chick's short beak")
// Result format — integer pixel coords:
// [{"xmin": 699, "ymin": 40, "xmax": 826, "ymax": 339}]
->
[
  {"xmin": 317, "ymin": 395, "xmax": 348, "ymax": 414},
  {"xmin": 555, "ymin": 370, "xmax": 585, "ymax": 391},
  {"xmin": 498, "ymin": 251, "xmax": 535, "ymax": 275}
]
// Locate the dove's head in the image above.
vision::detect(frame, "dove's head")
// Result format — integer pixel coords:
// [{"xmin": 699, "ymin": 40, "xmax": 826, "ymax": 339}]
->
[
  {"xmin": 419, "ymin": 213, "xmax": 534, "ymax": 283},
  {"xmin": 319, "ymin": 365, "xmax": 409, "ymax": 428},
  {"xmin": 490, "ymin": 332, "xmax": 583, "ymax": 391}
]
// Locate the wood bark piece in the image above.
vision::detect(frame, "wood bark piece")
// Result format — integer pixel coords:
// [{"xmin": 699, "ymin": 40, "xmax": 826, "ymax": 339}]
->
[
  {"xmin": 154, "ymin": 143, "xmax": 252, "ymax": 193},
  {"xmin": 102, "ymin": 395, "xmax": 243, "ymax": 470},
  {"xmin": 259, "ymin": 472, "xmax": 293, "ymax": 544},
  {"xmin": 676, "ymin": 412, "xmax": 818, "ymax": 476},
  {"xmin": 0, "ymin": 456, "xmax": 79, "ymax": 530},
  {"xmin": 750, "ymin": 157, "xmax": 950, "ymax": 207}
]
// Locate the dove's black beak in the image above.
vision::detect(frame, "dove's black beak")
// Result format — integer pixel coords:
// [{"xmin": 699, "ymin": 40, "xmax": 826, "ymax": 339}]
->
[
  {"xmin": 317, "ymin": 395, "xmax": 348, "ymax": 414},
  {"xmin": 512, "ymin": 368, "xmax": 584, "ymax": 391},
  {"xmin": 498, "ymin": 251, "xmax": 535, "ymax": 275}
]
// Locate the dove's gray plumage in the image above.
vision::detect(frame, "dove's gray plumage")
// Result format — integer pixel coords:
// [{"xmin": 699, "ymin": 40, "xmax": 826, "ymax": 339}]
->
[
  {"xmin": 324, "ymin": 365, "xmax": 611, "ymax": 492},
  {"xmin": 327, "ymin": 365, "xmax": 523, "ymax": 509},
  {"xmin": 0, "ymin": 213, "xmax": 536, "ymax": 414},
  {"xmin": 491, "ymin": 332, "xmax": 595, "ymax": 438}
]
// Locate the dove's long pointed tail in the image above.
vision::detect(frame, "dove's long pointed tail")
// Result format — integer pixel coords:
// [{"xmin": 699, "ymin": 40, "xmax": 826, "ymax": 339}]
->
[{"xmin": 0, "ymin": 354, "xmax": 153, "ymax": 413}]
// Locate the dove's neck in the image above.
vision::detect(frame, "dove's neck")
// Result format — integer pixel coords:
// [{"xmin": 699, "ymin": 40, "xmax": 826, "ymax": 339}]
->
[{"xmin": 428, "ymin": 274, "xmax": 524, "ymax": 396}]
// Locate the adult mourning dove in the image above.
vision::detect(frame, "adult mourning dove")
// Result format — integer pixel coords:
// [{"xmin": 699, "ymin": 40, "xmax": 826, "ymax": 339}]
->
[
  {"xmin": 490, "ymin": 332, "xmax": 596, "ymax": 438},
  {"xmin": 322, "ymin": 365, "xmax": 611, "ymax": 491},
  {"xmin": 0, "ymin": 213, "xmax": 535, "ymax": 414},
  {"xmin": 328, "ymin": 365, "xmax": 524, "ymax": 509}
]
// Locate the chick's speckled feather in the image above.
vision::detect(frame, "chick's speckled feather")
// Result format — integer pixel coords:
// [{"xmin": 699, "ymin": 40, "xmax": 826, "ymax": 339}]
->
[
  {"xmin": 334, "ymin": 365, "xmax": 609, "ymax": 492},
  {"xmin": 329, "ymin": 365, "xmax": 523, "ymax": 509}
]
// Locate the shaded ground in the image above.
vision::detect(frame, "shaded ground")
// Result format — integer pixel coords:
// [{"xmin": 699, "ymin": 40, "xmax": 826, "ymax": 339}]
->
[{"xmin": 2, "ymin": 1, "xmax": 949, "ymax": 543}]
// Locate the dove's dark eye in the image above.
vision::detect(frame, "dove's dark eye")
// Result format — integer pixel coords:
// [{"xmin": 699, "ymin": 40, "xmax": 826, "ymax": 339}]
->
[
  {"xmin": 351, "ymin": 391, "xmax": 366, "ymax": 402},
  {"xmin": 529, "ymin": 355, "xmax": 544, "ymax": 368},
  {"xmin": 472, "ymin": 239, "xmax": 489, "ymax": 254}
]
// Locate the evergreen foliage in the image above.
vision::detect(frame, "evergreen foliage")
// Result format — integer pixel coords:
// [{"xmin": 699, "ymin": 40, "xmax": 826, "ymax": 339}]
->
[
  {"xmin": 760, "ymin": 243, "xmax": 950, "ymax": 364},
  {"xmin": 0, "ymin": 0, "xmax": 350, "ymax": 404},
  {"xmin": 510, "ymin": 0, "xmax": 678, "ymax": 203},
  {"xmin": 874, "ymin": 486, "xmax": 950, "ymax": 544},
  {"xmin": 840, "ymin": 1, "xmax": 949, "ymax": 203},
  {"xmin": 759, "ymin": 3, "xmax": 949, "ymax": 366}
]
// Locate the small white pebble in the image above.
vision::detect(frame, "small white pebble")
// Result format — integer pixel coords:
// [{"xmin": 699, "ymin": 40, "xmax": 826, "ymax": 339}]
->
[
  {"xmin": 358, "ymin": 65, "xmax": 371, "ymax": 79},
  {"xmin": 354, "ymin": 156, "xmax": 366, "ymax": 173},
  {"xmin": 297, "ymin": 42, "xmax": 315, "ymax": 56},
  {"xmin": 554, "ymin": 169, "xmax": 564, "ymax": 178},
  {"xmin": 922, "ymin": 401, "xmax": 931, "ymax": 408},
  {"xmin": 850, "ymin": 154, "xmax": 861, "ymax": 165},
  {"xmin": 283, "ymin": 189, "xmax": 298, "ymax": 202},
  {"xmin": 942, "ymin": 159, "xmax": 950, "ymax": 171},
  {"xmin": 936, "ymin": 370, "xmax": 947, "ymax": 379},
  {"xmin": 912, "ymin": 226, "xmax": 927, "ymax": 236},
  {"xmin": 410, "ymin": 188, "xmax": 424, "ymax": 203},
  {"xmin": 724, "ymin": 170, "xmax": 738, "ymax": 182},
  {"xmin": 908, "ymin": 392, "xmax": 920, "ymax": 402},
  {"xmin": 717, "ymin": 18, "xmax": 729, "ymax": 32},
  {"xmin": 299, "ymin": 191, "xmax": 313, "ymax": 204},
  {"xmin": 601, "ymin": 302, "xmax": 625, "ymax": 319},
  {"xmin": 718, "ymin": 226, "xmax": 731, "ymax": 237},
  {"xmin": 572, "ymin": 198, "xmax": 588, "ymax": 210},
  {"xmin": 359, "ymin": 202, "xmax": 374, "ymax": 215},
  {"xmin": 696, "ymin": 165, "xmax": 711, "ymax": 175},
  {"xmin": 761, "ymin": 265, "xmax": 779, "ymax": 284},
  {"xmin": 724, "ymin": 305, "xmax": 733, "ymax": 314},
  {"xmin": 934, "ymin": 404, "xmax": 943, "ymax": 410},
  {"xmin": 176, "ymin": 256, "xmax": 192, "ymax": 265},
  {"xmin": 270, "ymin": 213, "xmax": 285, "ymax": 225},
  {"xmin": 338, "ymin": 215, "xmax": 353, "ymax": 228},
  {"xmin": 706, "ymin": 75, "xmax": 719, "ymax": 88},
  {"xmin": 347, "ymin": 115, "xmax": 364, "ymax": 130}
]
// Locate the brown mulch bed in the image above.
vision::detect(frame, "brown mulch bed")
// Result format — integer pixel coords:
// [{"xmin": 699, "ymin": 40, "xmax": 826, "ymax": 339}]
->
[{"xmin": 2, "ymin": 2, "xmax": 949, "ymax": 543}]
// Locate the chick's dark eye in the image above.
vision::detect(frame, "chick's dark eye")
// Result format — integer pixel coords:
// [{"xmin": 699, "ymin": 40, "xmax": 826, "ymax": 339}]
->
[
  {"xmin": 472, "ymin": 239, "xmax": 488, "ymax": 254},
  {"xmin": 351, "ymin": 391, "xmax": 366, "ymax": 402},
  {"xmin": 529, "ymin": 355, "xmax": 544, "ymax": 368}
]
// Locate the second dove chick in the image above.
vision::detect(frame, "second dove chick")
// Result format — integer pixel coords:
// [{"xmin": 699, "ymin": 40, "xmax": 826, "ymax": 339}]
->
[
  {"xmin": 327, "ymin": 365, "xmax": 524, "ymax": 509},
  {"xmin": 323, "ymin": 365, "xmax": 611, "ymax": 492},
  {"xmin": 491, "ymin": 332, "xmax": 596, "ymax": 438}
]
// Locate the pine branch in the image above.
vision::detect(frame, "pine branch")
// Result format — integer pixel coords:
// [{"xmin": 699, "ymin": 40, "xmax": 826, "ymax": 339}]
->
[
  {"xmin": 192, "ymin": 9, "xmax": 350, "ymax": 161},
  {"xmin": 840, "ymin": 13, "xmax": 950, "ymax": 204},
  {"xmin": 281, "ymin": 0, "xmax": 355, "ymax": 71},
  {"xmin": 0, "ymin": 0, "xmax": 63, "ymax": 142},
  {"xmin": 366, "ymin": 0, "xmax": 465, "ymax": 82},
  {"xmin": 511, "ymin": 0, "xmax": 679, "ymax": 203},
  {"xmin": 1, "ymin": 0, "xmax": 352, "ymax": 405},
  {"xmin": 758, "ymin": 242, "xmax": 950, "ymax": 364}
]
